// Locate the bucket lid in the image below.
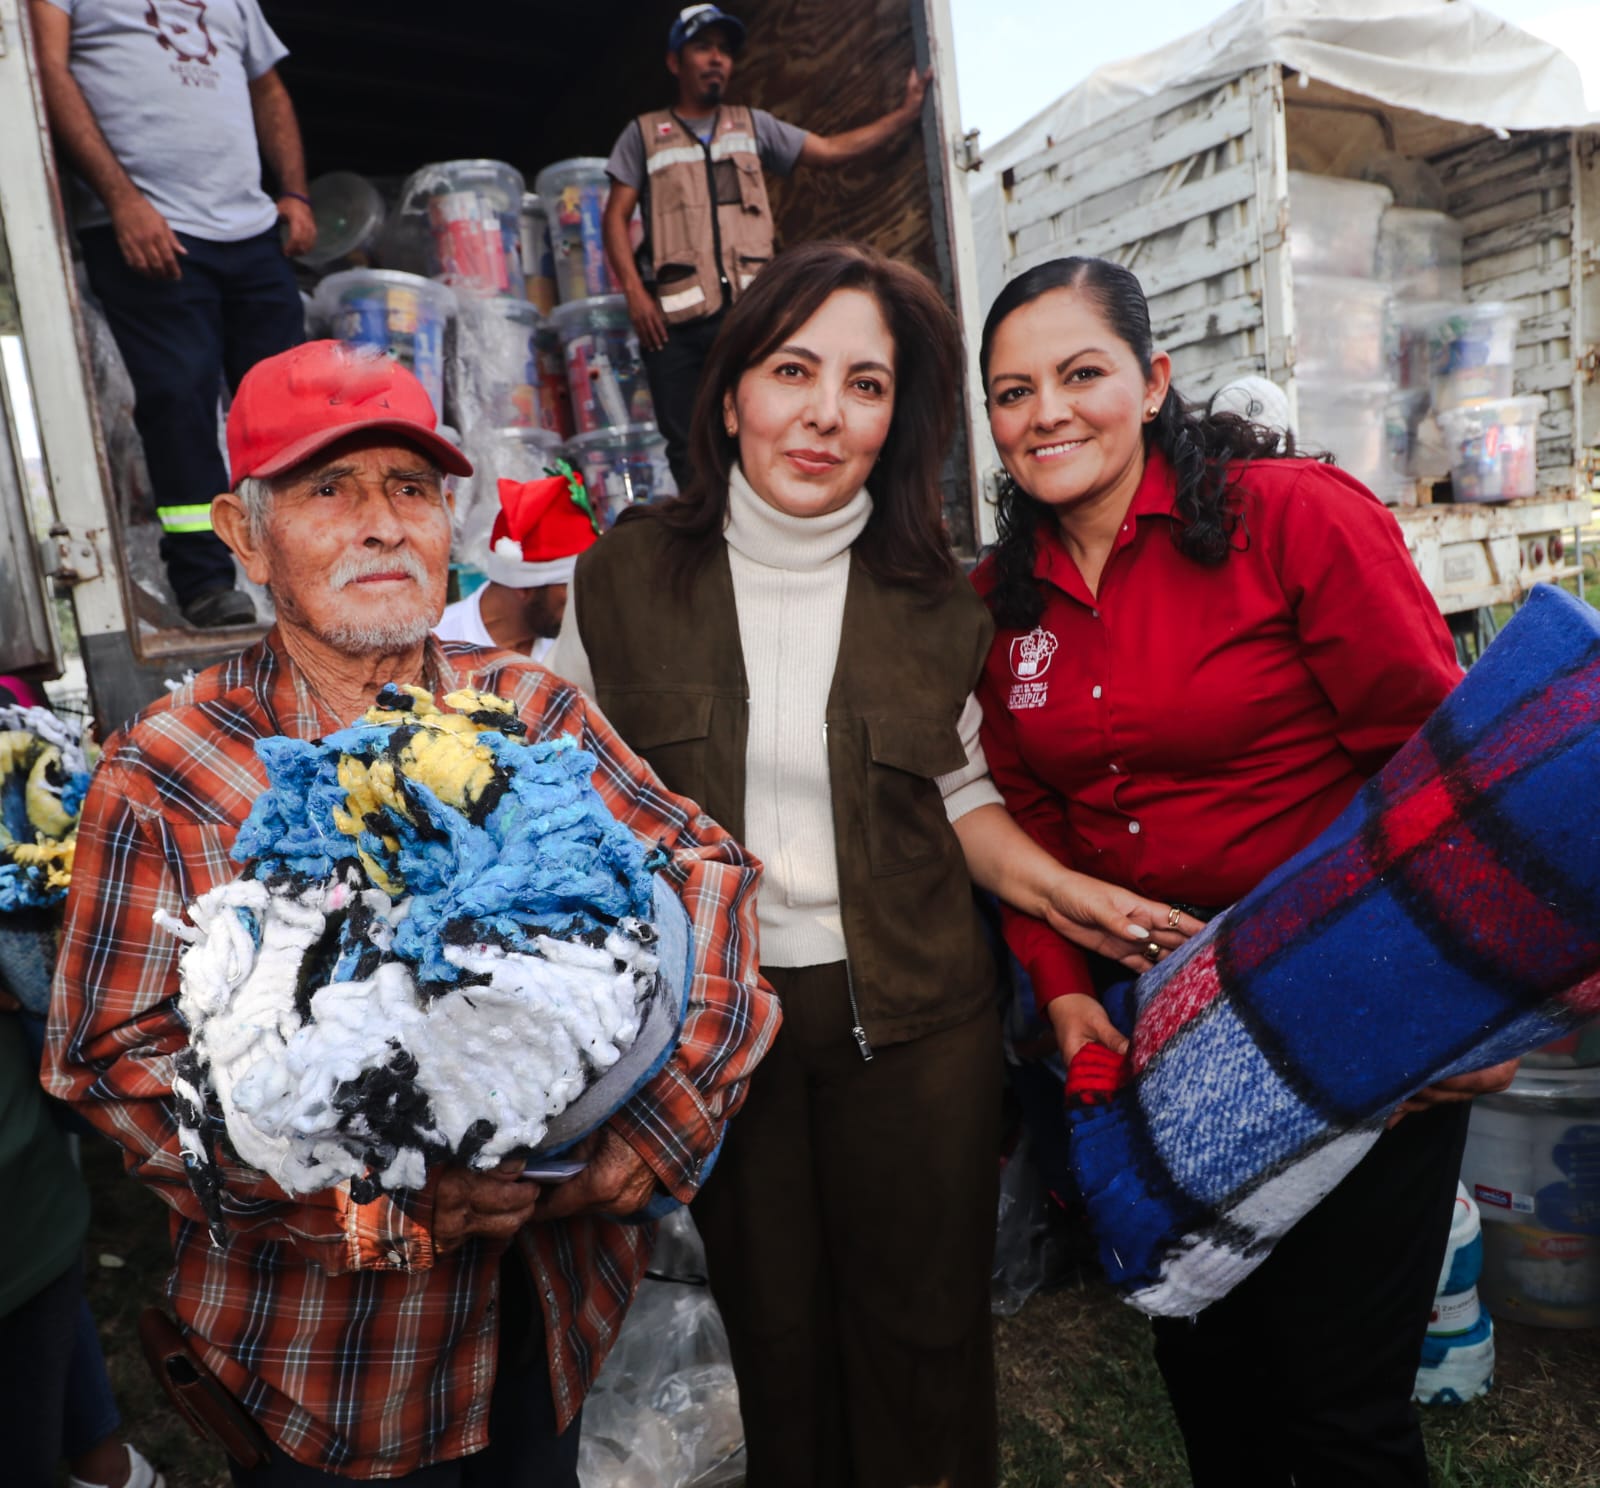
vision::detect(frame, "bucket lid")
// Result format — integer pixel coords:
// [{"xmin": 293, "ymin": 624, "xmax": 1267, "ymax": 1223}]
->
[
  {"xmin": 550, "ymin": 295, "xmax": 630, "ymax": 334},
  {"xmin": 312, "ymin": 269, "xmax": 460, "ymax": 317},
  {"xmin": 497, "ymin": 426, "xmax": 565, "ymax": 450},
  {"xmin": 535, "ymin": 158, "xmax": 612, "ymax": 198},
  {"xmin": 298, "ymin": 171, "xmax": 386, "ymax": 269},
  {"xmin": 459, "ymin": 296, "xmax": 541, "ymax": 328},
  {"xmin": 1480, "ymin": 1061, "xmax": 1600, "ymax": 1111},
  {"xmin": 565, "ymin": 422, "xmax": 664, "ymax": 453},
  {"xmin": 1436, "ymin": 394, "xmax": 1547, "ymax": 430},
  {"xmin": 401, "ymin": 159, "xmax": 526, "ymax": 210}
]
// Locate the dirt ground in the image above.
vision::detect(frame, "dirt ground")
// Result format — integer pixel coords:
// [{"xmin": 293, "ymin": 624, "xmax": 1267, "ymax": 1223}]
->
[{"xmin": 78, "ymin": 1137, "xmax": 1600, "ymax": 1488}]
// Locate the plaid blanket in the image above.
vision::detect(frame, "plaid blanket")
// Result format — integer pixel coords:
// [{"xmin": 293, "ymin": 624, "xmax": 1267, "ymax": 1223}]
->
[{"xmin": 1068, "ymin": 583, "xmax": 1600, "ymax": 1318}]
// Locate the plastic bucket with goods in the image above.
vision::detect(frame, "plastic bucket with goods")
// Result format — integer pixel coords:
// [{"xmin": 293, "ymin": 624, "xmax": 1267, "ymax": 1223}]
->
[
  {"xmin": 566, "ymin": 424, "xmax": 677, "ymax": 526},
  {"xmin": 535, "ymin": 159, "xmax": 617, "ymax": 304},
  {"xmin": 520, "ymin": 193, "xmax": 557, "ymax": 314},
  {"xmin": 535, "ymin": 328, "xmax": 575, "ymax": 440},
  {"xmin": 450, "ymin": 298, "xmax": 544, "ymax": 432},
  {"xmin": 1427, "ymin": 302, "xmax": 1521, "ymax": 407},
  {"xmin": 1461, "ymin": 1065, "xmax": 1600, "ymax": 1329},
  {"xmin": 552, "ymin": 296, "xmax": 654, "ymax": 435},
  {"xmin": 1437, "ymin": 395, "xmax": 1545, "ymax": 503},
  {"xmin": 1293, "ymin": 275, "xmax": 1393, "ymax": 381},
  {"xmin": 1377, "ymin": 207, "xmax": 1464, "ymax": 303},
  {"xmin": 312, "ymin": 269, "xmax": 458, "ymax": 417},
  {"xmin": 297, "ymin": 171, "xmax": 387, "ymax": 272},
  {"xmin": 1389, "ymin": 300, "xmax": 1458, "ymax": 394},
  {"xmin": 402, "ymin": 160, "xmax": 526, "ymax": 299},
  {"xmin": 1294, "ymin": 379, "xmax": 1401, "ymax": 503},
  {"xmin": 1287, "ymin": 172, "xmax": 1392, "ymax": 277}
]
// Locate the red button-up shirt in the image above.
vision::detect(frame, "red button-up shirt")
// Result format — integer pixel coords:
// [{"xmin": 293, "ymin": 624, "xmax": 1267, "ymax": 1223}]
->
[
  {"xmin": 974, "ymin": 451, "xmax": 1460, "ymax": 1007},
  {"xmin": 44, "ymin": 632, "xmax": 778, "ymax": 1476}
]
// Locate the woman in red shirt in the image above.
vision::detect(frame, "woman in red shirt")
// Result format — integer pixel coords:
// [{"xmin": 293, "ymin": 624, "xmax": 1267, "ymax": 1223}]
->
[{"xmin": 972, "ymin": 256, "xmax": 1514, "ymax": 1487}]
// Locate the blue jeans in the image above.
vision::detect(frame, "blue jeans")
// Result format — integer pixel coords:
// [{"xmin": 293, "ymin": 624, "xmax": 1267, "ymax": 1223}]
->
[{"xmin": 78, "ymin": 223, "xmax": 304, "ymax": 606}]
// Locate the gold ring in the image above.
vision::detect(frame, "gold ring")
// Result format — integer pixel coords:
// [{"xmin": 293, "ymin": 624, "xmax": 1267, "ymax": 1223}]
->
[
  {"xmin": 1167, "ymin": 905, "xmax": 1182, "ymax": 930},
  {"xmin": 1142, "ymin": 941, "xmax": 1161, "ymax": 963}
]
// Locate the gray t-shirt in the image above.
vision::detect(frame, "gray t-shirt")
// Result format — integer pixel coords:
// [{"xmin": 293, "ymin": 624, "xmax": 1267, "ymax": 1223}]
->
[
  {"xmin": 611, "ymin": 108, "xmax": 812, "ymax": 278},
  {"xmin": 44, "ymin": 0, "xmax": 289, "ymax": 242}
]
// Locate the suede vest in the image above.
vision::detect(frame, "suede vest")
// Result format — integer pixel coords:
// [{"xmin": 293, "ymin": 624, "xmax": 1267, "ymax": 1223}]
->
[
  {"xmin": 574, "ymin": 517, "xmax": 996, "ymax": 1048},
  {"xmin": 637, "ymin": 105, "xmax": 775, "ymax": 326}
]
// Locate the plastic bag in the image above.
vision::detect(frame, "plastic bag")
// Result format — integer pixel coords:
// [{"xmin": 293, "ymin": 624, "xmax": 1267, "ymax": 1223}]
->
[{"xmin": 578, "ymin": 1210, "xmax": 745, "ymax": 1488}]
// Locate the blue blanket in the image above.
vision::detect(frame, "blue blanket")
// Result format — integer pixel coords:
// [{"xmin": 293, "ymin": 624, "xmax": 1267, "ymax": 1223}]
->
[{"xmin": 1069, "ymin": 584, "xmax": 1600, "ymax": 1316}]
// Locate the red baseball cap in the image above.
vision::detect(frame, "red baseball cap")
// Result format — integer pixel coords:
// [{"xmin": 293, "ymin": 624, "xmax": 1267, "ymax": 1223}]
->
[{"xmin": 226, "ymin": 340, "xmax": 473, "ymax": 487}]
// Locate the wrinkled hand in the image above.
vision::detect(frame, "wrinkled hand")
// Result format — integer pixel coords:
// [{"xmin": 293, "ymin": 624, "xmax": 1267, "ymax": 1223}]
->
[
  {"xmin": 431, "ymin": 1156, "xmax": 541, "ymax": 1252},
  {"xmin": 533, "ymin": 1126, "xmax": 657, "ymax": 1222},
  {"xmin": 1387, "ymin": 1059, "xmax": 1521, "ymax": 1129},
  {"xmin": 277, "ymin": 196, "xmax": 318, "ymax": 258},
  {"xmin": 1040, "ymin": 871, "xmax": 1204, "ymax": 975},
  {"xmin": 901, "ymin": 66, "xmax": 931, "ymax": 121},
  {"xmin": 624, "ymin": 285, "xmax": 668, "ymax": 353},
  {"xmin": 1046, "ymin": 992, "xmax": 1128, "ymax": 1064},
  {"xmin": 111, "ymin": 194, "xmax": 186, "ymax": 280}
]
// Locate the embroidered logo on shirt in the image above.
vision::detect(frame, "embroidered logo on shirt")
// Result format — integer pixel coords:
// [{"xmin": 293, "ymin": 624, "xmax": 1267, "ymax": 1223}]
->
[{"xmin": 1008, "ymin": 627, "xmax": 1058, "ymax": 710}]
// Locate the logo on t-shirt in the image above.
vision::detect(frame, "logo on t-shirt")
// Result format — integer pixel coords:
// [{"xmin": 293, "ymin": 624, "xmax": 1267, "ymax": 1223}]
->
[
  {"xmin": 1007, "ymin": 626, "xmax": 1058, "ymax": 710},
  {"xmin": 144, "ymin": 0, "xmax": 219, "ymax": 67}
]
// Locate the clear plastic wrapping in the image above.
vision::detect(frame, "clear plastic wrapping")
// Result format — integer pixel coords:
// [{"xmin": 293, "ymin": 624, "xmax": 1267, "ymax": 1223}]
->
[
  {"xmin": 577, "ymin": 1210, "xmax": 744, "ymax": 1488},
  {"xmin": 447, "ymin": 298, "xmax": 546, "ymax": 435}
]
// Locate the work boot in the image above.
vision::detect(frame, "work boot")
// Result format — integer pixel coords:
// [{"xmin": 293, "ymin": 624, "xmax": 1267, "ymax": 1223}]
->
[{"xmin": 181, "ymin": 587, "xmax": 256, "ymax": 629}]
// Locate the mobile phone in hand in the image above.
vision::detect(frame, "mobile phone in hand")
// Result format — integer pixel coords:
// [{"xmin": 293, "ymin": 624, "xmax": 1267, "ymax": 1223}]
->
[{"xmin": 520, "ymin": 1159, "xmax": 587, "ymax": 1183}]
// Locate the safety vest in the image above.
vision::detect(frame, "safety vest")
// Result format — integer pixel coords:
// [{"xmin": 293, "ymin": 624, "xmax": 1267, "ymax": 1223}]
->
[{"xmin": 636, "ymin": 105, "xmax": 775, "ymax": 326}]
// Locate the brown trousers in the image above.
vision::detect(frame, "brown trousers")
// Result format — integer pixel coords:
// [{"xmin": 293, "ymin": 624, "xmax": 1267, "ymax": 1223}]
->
[{"xmin": 692, "ymin": 962, "xmax": 1002, "ymax": 1488}]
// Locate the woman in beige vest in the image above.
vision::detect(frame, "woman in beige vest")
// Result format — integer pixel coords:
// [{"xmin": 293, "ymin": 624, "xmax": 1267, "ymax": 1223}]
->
[{"xmin": 550, "ymin": 241, "xmax": 1193, "ymax": 1488}]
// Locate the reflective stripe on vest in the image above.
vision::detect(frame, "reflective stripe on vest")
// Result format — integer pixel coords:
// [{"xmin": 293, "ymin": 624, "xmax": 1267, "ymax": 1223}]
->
[
  {"xmin": 658, "ymin": 282, "xmax": 708, "ymax": 315},
  {"xmin": 157, "ymin": 503, "xmax": 215, "ymax": 534},
  {"xmin": 647, "ymin": 145, "xmax": 714, "ymax": 174}
]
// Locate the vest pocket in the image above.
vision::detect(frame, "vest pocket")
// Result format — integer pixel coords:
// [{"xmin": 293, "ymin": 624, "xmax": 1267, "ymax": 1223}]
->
[
  {"xmin": 863, "ymin": 717, "xmax": 969, "ymax": 877},
  {"xmin": 599, "ymin": 690, "xmax": 715, "ymax": 809}
]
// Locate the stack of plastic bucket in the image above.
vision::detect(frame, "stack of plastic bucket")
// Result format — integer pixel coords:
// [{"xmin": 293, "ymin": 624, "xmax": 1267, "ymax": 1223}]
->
[
  {"xmin": 1413, "ymin": 1184, "xmax": 1495, "ymax": 1405},
  {"xmin": 550, "ymin": 295, "xmax": 668, "ymax": 524},
  {"xmin": 312, "ymin": 269, "xmax": 458, "ymax": 418},
  {"xmin": 535, "ymin": 158, "xmax": 617, "ymax": 305},
  {"xmin": 1461, "ymin": 1025, "xmax": 1600, "ymax": 1330}
]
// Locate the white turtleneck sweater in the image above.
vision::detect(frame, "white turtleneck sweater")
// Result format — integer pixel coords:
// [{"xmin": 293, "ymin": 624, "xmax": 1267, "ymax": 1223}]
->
[{"xmin": 550, "ymin": 465, "xmax": 1002, "ymax": 967}]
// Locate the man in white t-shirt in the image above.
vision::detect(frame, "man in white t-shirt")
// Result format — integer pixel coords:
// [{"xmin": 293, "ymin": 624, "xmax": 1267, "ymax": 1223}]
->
[
  {"xmin": 436, "ymin": 473, "xmax": 601, "ymax": 664},
  {"xmin": 31, "ymin": 0, "xmax": 316, "ymax": 629}
]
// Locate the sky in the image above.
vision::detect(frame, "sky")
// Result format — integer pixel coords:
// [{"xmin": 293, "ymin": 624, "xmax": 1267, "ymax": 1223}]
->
[{"xmin": 948, "ymin": 0, "xmax": 1600, "ymax": 147}]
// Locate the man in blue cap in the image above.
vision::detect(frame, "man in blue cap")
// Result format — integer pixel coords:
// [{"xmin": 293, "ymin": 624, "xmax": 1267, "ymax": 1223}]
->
[{"xmin": 602, "ymin": 3, "xmax": 929, "ymax": 487}]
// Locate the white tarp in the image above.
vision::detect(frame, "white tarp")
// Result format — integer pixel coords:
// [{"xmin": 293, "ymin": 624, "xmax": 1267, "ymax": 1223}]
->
[{"xmin": 970, "ymin": 0, "xmax": 1597, "ymax": 306}]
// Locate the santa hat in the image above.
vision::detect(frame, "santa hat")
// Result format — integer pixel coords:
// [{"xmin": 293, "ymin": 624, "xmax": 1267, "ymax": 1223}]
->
[{"xmin": 482, "ymin": 466, "xmax": 601, "ymax": 588}]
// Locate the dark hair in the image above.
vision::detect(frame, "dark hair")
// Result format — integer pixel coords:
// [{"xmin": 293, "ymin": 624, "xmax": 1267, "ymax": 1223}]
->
[
  {"xmin": 978, "ymin": 256, "xmax": 1302, "ymax": 631},
  {"xmin": 619, "ymin": 240, "xmax": 962, "ymax": 596}
]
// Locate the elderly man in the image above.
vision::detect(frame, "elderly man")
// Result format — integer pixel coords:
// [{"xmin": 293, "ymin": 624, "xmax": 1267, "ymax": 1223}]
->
[{"xmin": 43, "ymin": 340, "xmax": 779, "ymax": 1484}]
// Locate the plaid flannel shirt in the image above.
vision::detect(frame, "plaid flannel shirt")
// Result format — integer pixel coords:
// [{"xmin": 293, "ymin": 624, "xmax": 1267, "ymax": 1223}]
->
[{"xmin": 43, "ymin": 632, "xmax": 777, "ymax": 1476}]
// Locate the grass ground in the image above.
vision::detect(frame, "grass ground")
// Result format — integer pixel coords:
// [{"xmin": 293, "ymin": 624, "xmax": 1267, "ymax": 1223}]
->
[{"xmin": 80, "ymin": 1138, "xmax": 1600, "ymax": 1488}]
